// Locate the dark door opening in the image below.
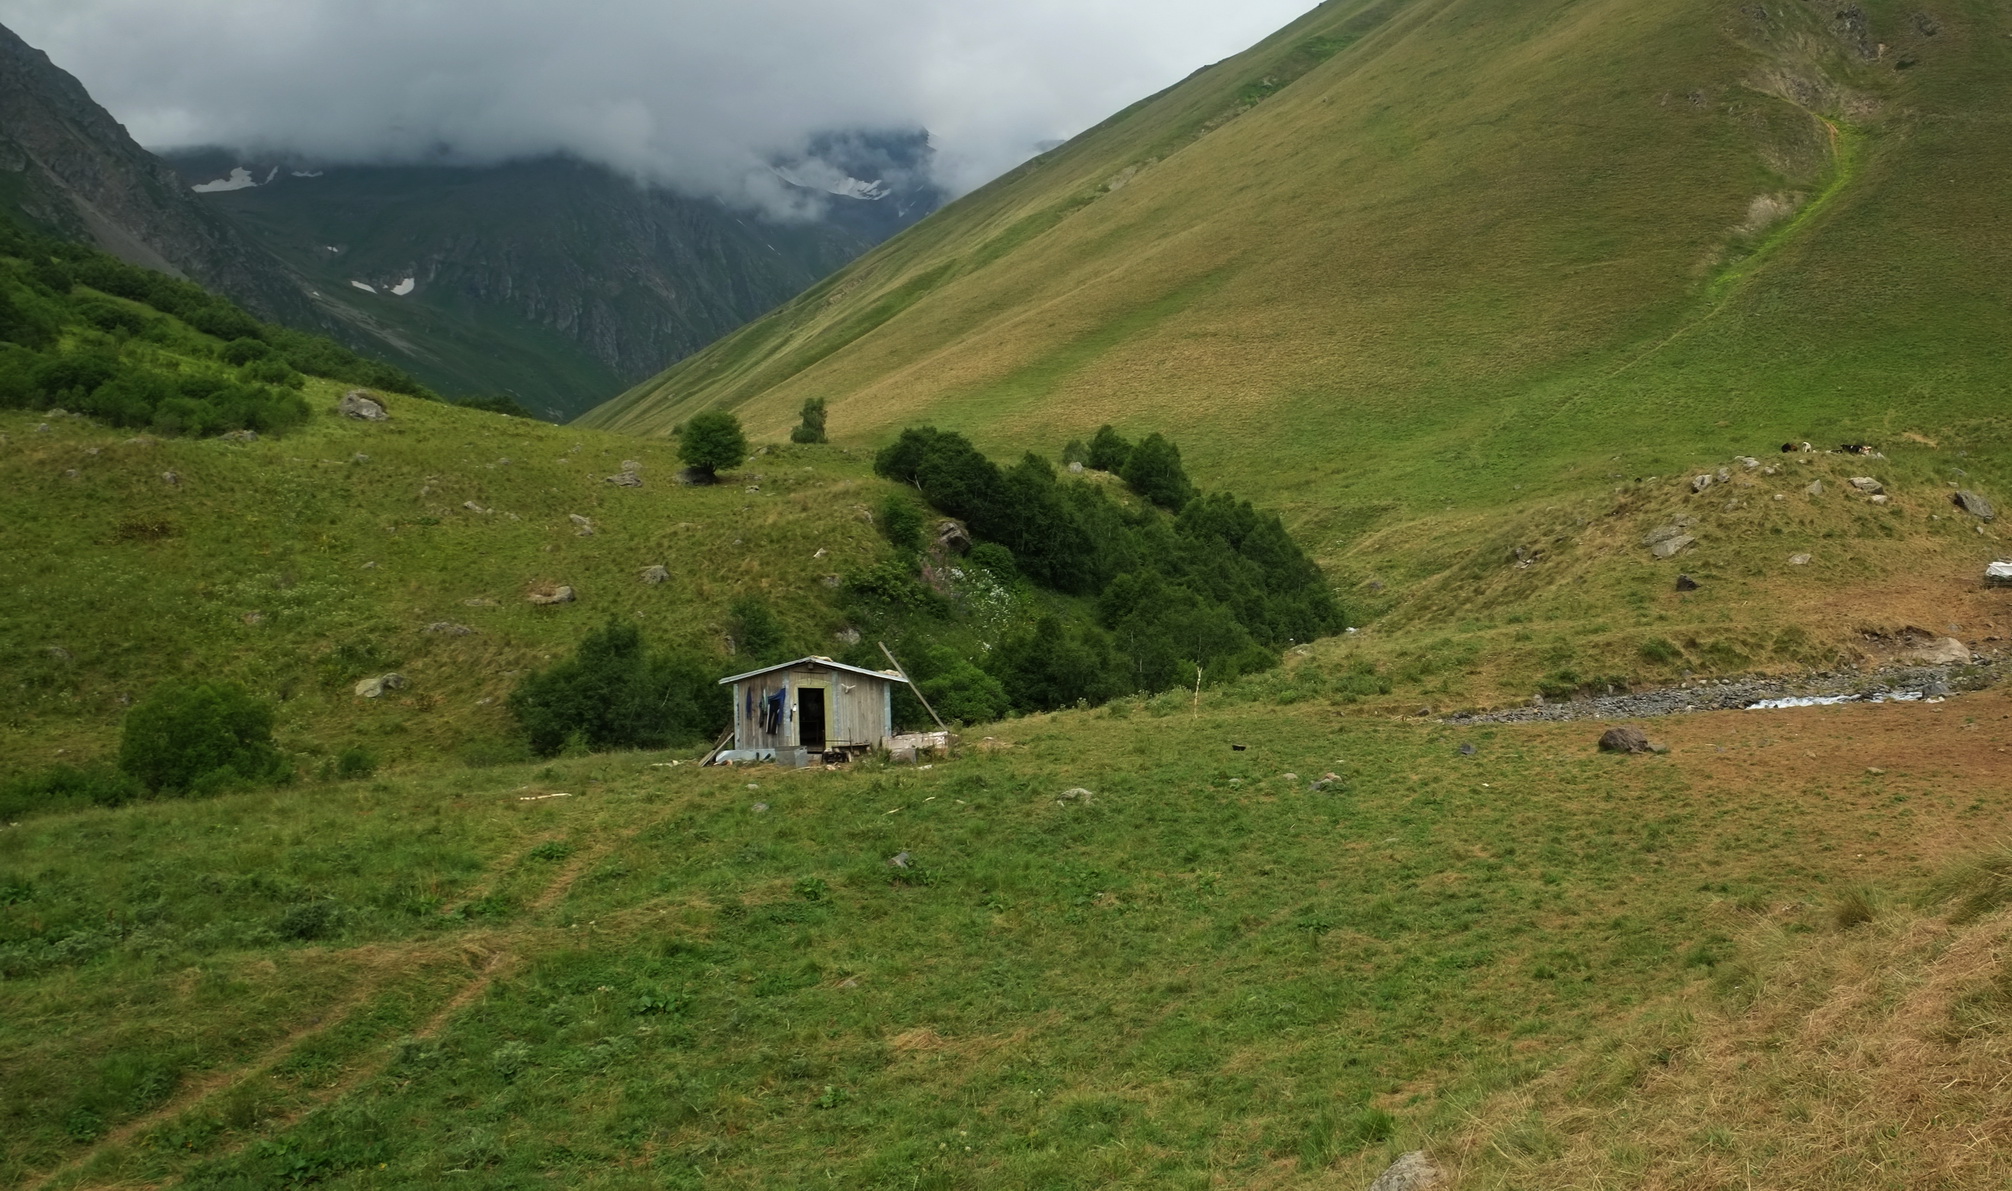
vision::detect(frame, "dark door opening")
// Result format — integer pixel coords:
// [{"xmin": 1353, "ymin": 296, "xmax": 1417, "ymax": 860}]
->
[{"xmin": 799, "ymin": 688, "xmax": 826, "ymax": 751}]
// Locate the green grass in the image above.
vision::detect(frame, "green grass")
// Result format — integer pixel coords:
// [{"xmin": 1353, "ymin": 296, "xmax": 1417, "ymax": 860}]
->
[
  {"xmin": 0, "ymin": 396, "xmax": 905, "ymax": 774},
  {"xmin": 9, "ymin": 696, "xmax": 1990, "ymax": 1188}
]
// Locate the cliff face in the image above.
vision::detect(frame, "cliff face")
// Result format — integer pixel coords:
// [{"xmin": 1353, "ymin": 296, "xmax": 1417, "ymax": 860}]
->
[{"xmin": 0, "ymin": 22, "xmax": 326, "ymax": 330}]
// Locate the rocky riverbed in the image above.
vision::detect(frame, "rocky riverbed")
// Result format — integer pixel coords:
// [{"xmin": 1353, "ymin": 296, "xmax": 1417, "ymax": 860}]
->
[{"xmin": 1445, "ymin": 660, "xmax": 1998, "ymax": 725}]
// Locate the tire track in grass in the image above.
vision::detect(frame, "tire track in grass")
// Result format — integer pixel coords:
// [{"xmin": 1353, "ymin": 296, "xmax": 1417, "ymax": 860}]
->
[{"xmin": 28, "ymin": 811, "xmax": 649, "ymax": 1189}]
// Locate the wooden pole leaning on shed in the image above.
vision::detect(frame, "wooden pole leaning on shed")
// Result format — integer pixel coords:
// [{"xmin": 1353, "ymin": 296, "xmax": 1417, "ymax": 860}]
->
[{"xmin": 879, "ymin": 641, "xmax": 949, "ymax": 733}]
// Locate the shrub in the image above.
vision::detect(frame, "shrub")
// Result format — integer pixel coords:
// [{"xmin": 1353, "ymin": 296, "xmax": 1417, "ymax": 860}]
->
[
  {"xmin": 678, "ymin": 409, "xmax": 748, "ymax": 479},
  {"xmin": 790, "ymin": 396, "xmax": 829, "ymax": 443},
  {"xmin": 1120, "ymin": 432, "xmax": 1197, "ymax": 511},
  {"xmin": 0, "ymin": 764, "xmax": 143, "ymax": 822},
  {"xmin": 238, "ymin": 356, "xmax": 306, "ymax": 390},
  {"xmin": 334, "ymin": 746, "xmax": 378, "ymax": 780},
  {"xmin": 118, "ymin": 682, "xmax": 286, "ymax": 794},
  {"xmin": 877, "ymin": 493, "xmax": 925, "ymax": 552},
  {"xmin": 220, "ymin": 337, "xmax": 271, "ymax": 365},
  {"xmin": 508, "ymin": 621, "xmax": 727, "ymax": 757},
  {"xmin": 1086, "ymin": 425, "xmax": 1132, "ymax": 472},
  {"xmin": 277, "ymin": 901, "xmax": 342, "ymax": 941}
]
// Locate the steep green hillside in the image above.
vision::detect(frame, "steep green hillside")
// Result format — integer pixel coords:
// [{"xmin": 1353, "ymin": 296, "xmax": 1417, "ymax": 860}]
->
[{"xmin": 585, "ymin": 0, "xmax": 2012, "ymax": 631}]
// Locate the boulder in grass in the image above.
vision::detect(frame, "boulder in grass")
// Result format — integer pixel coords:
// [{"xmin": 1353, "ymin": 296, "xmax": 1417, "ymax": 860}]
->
[
  {"xmin": 1598, "ymin": 725, "xmax": 1664, "ymax": 754},
  {"xmin": 354, "ymin": 673, "xmax": 407, "ymax": 699},
  {"xmin": 1987, "ymin": 561, "xmax": 2012, "ymax": 588},
  {"xmin": 527, "ymin": 584, "xmax": 577, "ymax": 605},
  {"xmin": 1367, "ymin": 1151, "xmax": 1445, "ymax": 1191},
  {"xmin": 1674, "ymin": 573, "xmax": 1700, "ymax": 591},
  {"xmin": 1650, "ymin": 534, "xmax": 1695, "ymax": 559},
  {"xmin": 1907, "ymin": 636, "xmax": 1970, "ymax": 666},
  {"xmin": 640, "ymin": 565, "xmax": 670, "ymax": 585},
  {"xmin": 1953, "ymin": 490, "xmax": 1996, "ymax": 521},
  {"xmin": 1848, "ymin": 476, "xmax": 1884, "ymax": 494},
  {"xmin": 337, "ymin": 390, "xmax": 389, "ymax": 421}
]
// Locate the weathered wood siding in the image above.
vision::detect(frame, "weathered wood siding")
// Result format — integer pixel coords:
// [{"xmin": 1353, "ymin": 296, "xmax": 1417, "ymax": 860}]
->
[{"xmin": 730, "ymin": 662, "xmax": 897, "ymax": 752}]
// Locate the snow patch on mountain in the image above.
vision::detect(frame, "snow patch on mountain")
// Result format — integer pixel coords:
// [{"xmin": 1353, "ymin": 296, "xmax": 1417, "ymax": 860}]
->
[
  {"xmin": 191, "ymin": 167, "xmax": 258, "ymax": 193},
  {"xmin": 349, "ymin": 280, "xmax": 376, "ymax": 293},
  {"xmin": 391, "ymin": 277, "xmax": 416, "ymax": 296},
  {"xmin": 772, "ymin": 163, "xmax": 889, "ymax": 202}
]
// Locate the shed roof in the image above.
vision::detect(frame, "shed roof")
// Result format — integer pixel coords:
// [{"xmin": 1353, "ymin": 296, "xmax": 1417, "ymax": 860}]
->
[{"xmin": 717, "ymin": 656, "xmax": 911, "ymax": 686}]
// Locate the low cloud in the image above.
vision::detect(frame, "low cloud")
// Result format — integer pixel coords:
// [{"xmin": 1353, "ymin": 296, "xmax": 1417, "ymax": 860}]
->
[{"xmin": 5, "ymin": 0, "xmax": 1317, "ymax": 213}]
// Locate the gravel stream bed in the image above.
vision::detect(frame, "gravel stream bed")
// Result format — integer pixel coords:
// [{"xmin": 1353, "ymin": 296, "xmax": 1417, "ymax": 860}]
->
[{"xmin": 1444, "ymin": 661, "xmax": 2000, "ymax": 725}]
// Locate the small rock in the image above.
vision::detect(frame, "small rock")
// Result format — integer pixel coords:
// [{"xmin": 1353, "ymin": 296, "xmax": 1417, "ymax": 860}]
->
[
  {"xmin": 1773, "ymin": 493, "xmax": 1787, "ymax": 502},
  {"xmin": 44, "ymin": 645, "xmax": 72, "ymax": 662},
  {"xmin": 751, "ymin": 802, "xmax": 769, "ymax": 813},
  {"xmin": 34, "ymin": 422, "xmax": 49, "ymax": 433},
  {"xmin": 604, "ymin": 472, "xmax": 643, "ymax": 487},
  {"xmin": 362, "ymin": 561, "xmax": 378, "ymax": 570},
  {"xmin": 337, "ymin": 390, "xmax": 390, "ymax": 421},
  {"xmin": 424, "ymin": 621, "xmax": 474, "ymax": 635},
  {"xmin": 1598, "ymin": 725, "xmax": 1659, "ymax": 754},
  {"xmin": 1737, "ymin": 456, "xmax": 1759, "ymax": 469},
  {"xmin": 1281, "ymin": 773, "xmax": 1299, "ymax": 782},
  {"xmin": 527, "ymin": 585, "xmax": 577, "ymax": 605},
  {"xmin": 639, "ymin": 565, "xmax": 670, "ymax": 585},
  {"xmin": 1788, "ymin": 553, "xmax": 1812, "ymax": 565},
  {"xmin": 1848, "ymin": 476, "xmax": 1884, "ymax": 494},
  {"xmin": 1806, "ymin": 480, "xmax": 1824, "ymax": 496},
  {"xmin": 221, "ymin": 428, "xmax": 259, "ymax": 443},
  {"xmin": 620, "ymin": 460, "xmax": 640, "ymax": 473},
  {"xmin": 569, "ymin": 513, "xmax": 595, "ymax": 536},
  {"xmin": 1367, "ymin": 1151, "xmax": 1445, "ymax": 1191},
  {"xmin": 242, "ymin": 611, "xmax": 265, "ymax": 626},
  {"xmin": 1650, "ymin": 533, "xmax": 1696, "ymax": 559},
  {"xmin": 1953, "ymin": 490, "xmax": 1996, "ymax": 521},
  {"xmin": 161, "ymin": 471, "xmax": 180, "ymax": 486},
  {"xmin": 63, "ymin": 468, "xmax": 78, "ymax": 478},
  {"xmin": 1986, "ymin": 561, "xmax": 2012, "ymax": 587},
  {"xmin": 354, "ymin": 673, "xmax": 407, "ymax": 699},
  {"xmin": 463, "ymin": 597, "xmax": 499, "ymax": 606},
  {"xmin": 1674, "ymin": 573, "xmax": 1700, "ymax": 591},
  {"xmin": 1458, "ymin": 743, "xmax": 1477, "ymax": 756},
  {"xmin": 1691, "ymin": 473, "xmax": 1714, "ymax": 493},
  {"xmin": 1067, "ymin": 460, "xmax": 1084, "ymax": 473},
  {"xmin": 812, "ymin": 547, "xmax": 828, "ymax": 559},
  {"xmin": 463, "ymin": 500, "xmax": 490, "ymax": 513},
  {"xmin": 835, "ymin": 626, "xmax": 861, "ymax": 645},
  {"xmin": 352, "ymin": 453, "xmax": 370, "ymax": 463},
  {"xmin": 1058, "ymin": 787, "xmax": 1093, "ymax": 803},
  {"xmin": 888, "ymin": 851, "xmax": 912, "ymax": 869},
  {"xmin": 1923, "ymin": 680, "xmax": 1951, "ymax": 697}
]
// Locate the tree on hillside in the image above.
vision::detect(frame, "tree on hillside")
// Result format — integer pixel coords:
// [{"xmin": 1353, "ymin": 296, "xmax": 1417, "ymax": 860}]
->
[
  {"xmin": 509, "ymin": 621, "xmax": 724, "ymax": 756},
  {"xmin": 1121, "ymin": 432, "xmax": 1197, "ymax": 511},
  {"xmin": 678, "ymin": 409, "xmax": 748, "ymax": 480},
  {"xmin": 119, "ymin": 682, "xmax": 286, "ymax": 794},
  {"xmin": 790, "ymin": 397, "xmax": 829, "ymax": 443},
  {"xmin": 1086, "ymin": 425, "xmax": 1133, "ymax": 472}
]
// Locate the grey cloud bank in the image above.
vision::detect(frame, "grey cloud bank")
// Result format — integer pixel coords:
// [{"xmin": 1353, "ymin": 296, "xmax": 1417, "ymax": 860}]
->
[{"xmin": 2, "ymin": 0, "xmax": 1318, "ymax": 214}]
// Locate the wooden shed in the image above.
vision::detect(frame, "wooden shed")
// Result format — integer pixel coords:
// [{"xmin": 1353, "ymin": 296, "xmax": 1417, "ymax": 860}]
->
[{"xmin": 716, "ymin": 656, "xmax": 910, "ymax": 765}]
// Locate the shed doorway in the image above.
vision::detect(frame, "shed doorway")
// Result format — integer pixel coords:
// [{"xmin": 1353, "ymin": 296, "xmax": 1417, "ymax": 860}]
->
[{"xmin": 798, "ymin": 687, "xmax": 826, "ymax": 751}]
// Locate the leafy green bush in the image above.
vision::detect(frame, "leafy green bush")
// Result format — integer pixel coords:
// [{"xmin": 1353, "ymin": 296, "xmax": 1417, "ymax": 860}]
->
[
  {"xmin": 791, "ymin": 396, "xmax": 829, "ymax": 443},
  {"xmin": 877, "ymin": 492, "xmax": 925, "ymax": 552},
  {"xmin": 0, "ymin": 764, "xmax": 143, "ymax": 822},
  {"xmin": 220, "ymin": 337, "xmax": 271, "ymax": 365},
  {"xmin": 509, "ymin": 621, "xmax": 727, "ymax": 757},
  {"xmin": 117, "ymin": 682, "xmax": 286, "ymax": 794},
  {"xmin": 1120, "ymin": 432, "xmax": 1197, "ymax": 511},
  {"xmin": 1086, "ymin": 424, "xmax": 1133, "ymax": 472},
  {"xmin": 334, "ymin": 746, "xmax": 378, "ymax": 780},
  {"xmin": 678, "ymin": 409, "xmax": 749, "ymax": 479}
]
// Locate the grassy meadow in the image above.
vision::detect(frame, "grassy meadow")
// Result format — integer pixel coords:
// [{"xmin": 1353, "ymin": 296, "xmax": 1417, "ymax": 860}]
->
[{"xmin": 8, "ymin": 684, "xmax": 2011, "ymax": 1189}]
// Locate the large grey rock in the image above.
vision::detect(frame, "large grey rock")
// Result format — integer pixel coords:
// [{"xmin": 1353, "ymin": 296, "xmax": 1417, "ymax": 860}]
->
[
  {"xmin": 337, "ymin": 390, "xmax": 389, "ymax": 421},
  {"xmin": 527, "ymin": 585, "xmax": 577, "ymax": 605},
  {"xmin": 1953, "ymin": 490, "xmax": 1996, "ymax": 521},
  {"xmin": 937, "ymin": 519, "xmax": 972, "ymax": 554},
  {"xmin": 1690, "ymin": 473, "xmax": 1714, "ymax": 493},
  {"xmin": 1598, "ymin": 725, "xmax": 1657, "ymax": 754},
  {"xmin": 1650, "ymin": 533, "xmax": 1695, "ymax": 559},
  {"xmin": 1805, "ymin": 479, "xmax": 1824, "ymax": 496},
  {"xmin": 1907, "ymin": 636, "xmax": 1970, "ymax": 665},
  {"xmin": 1988, "ymin": 561, "xmax": 2012, "ymax": 588},
  {"xmin": 1848, "ymin": 476, "xmax": 1884, "ymax": 494},
  {"xmin": 1642, "ymin": 524, "xmax": 1687, "ymax": 546},
  {"xmin": 604, "ymin": 471, "xmax": 643, "ymax": 487},
  {"xmin": 353, "ymin": 673, "xmax": 407, "ymax": 698},
  {"xmin": 1366, "ymin": 1151, "xmax": 1444, "ymax": 1191}
]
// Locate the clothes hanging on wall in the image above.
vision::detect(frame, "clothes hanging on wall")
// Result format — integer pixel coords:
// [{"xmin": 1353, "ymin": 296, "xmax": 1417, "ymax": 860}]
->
[{"xmin": 762, "ymin": 687, "xmax": 786, "ymax": 735}]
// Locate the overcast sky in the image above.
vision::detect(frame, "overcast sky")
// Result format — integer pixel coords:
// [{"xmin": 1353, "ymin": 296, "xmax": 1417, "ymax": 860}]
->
[{"xmin": 2, "ymin": 0, "xmax": 1318, "ymax": 213}]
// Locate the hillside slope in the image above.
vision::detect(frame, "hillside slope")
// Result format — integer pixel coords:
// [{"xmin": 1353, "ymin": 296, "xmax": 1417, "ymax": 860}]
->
[
  {"xmin": 584, "ymin": 0, "xmax": 2011, "ymax": 627},
  {"xmin": 0, "ymin": 23, "xmax": 328, "ymax": 333}
]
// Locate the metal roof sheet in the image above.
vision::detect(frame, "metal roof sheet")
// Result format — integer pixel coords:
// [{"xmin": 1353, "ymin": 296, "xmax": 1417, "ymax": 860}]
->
[{"xmin": 717, "ymin": 656, "xmax": 911, "ymax": 686}]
